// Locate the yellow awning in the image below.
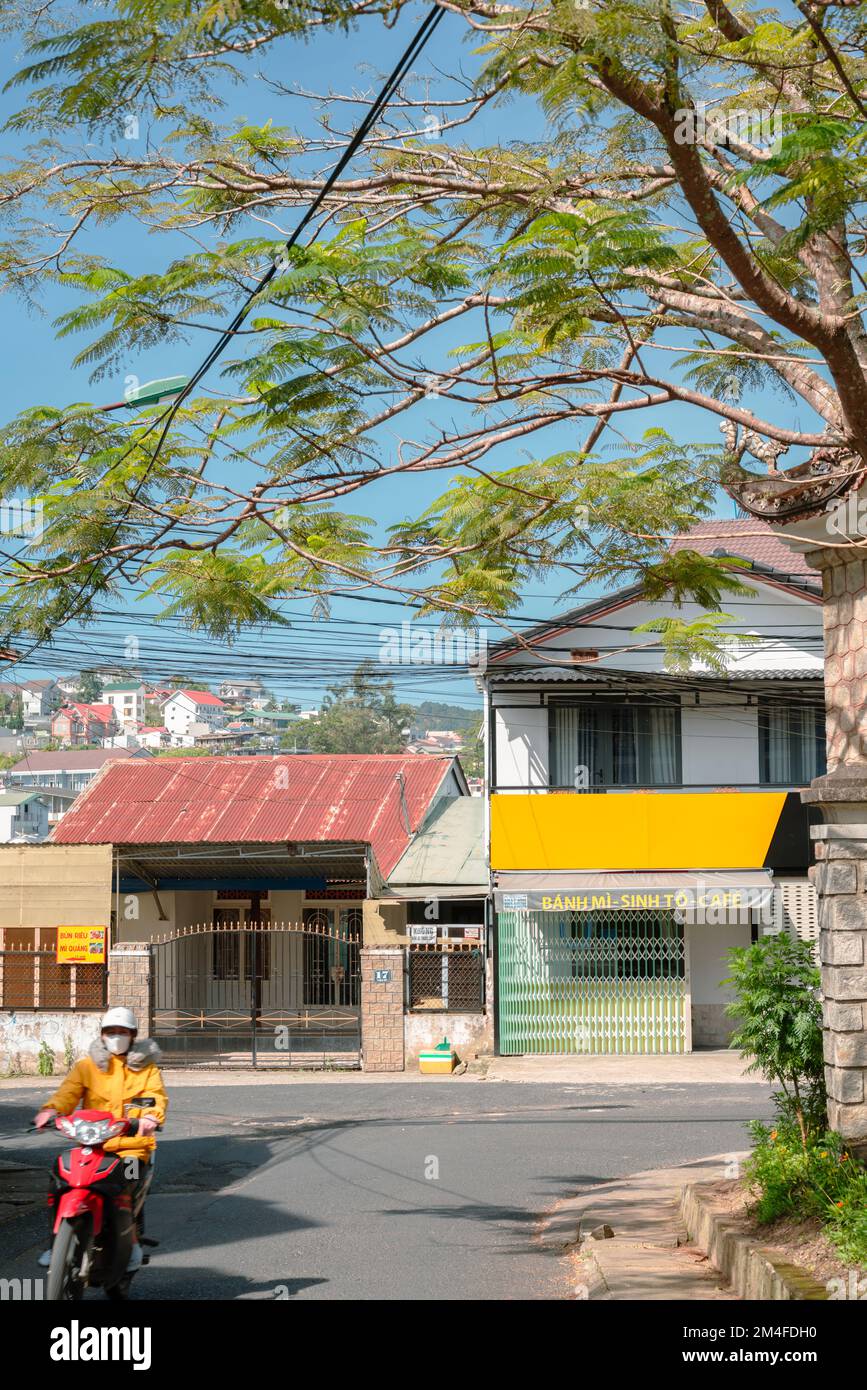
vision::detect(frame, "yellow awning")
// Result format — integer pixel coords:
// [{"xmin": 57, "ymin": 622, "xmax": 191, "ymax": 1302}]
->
[{"xmin": 490, "ymin": 791, "xmax": 789, "ymax": 871}]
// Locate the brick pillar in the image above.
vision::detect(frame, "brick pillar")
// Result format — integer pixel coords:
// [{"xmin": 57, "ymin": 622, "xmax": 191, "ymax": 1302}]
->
[
  {"xmin": 108, "ymin": 943, "xmax": 153, "ymax": 1038},
  {"xmin": 360, "ymin": 947, "xmax": 404, "ymax": 1072},
  {"xmin": 802, "ymin": 778, "xmax": 867, "ymax": 1158}
]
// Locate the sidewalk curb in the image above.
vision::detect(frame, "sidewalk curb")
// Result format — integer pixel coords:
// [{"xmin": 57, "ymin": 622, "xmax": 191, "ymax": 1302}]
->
[
  {"xmin": 547, "ymin": 1153, "xmax": 829, "ymax": 1301},
  {"xmin": 680, "ymin": 1181, "xmax": 829, "ymax": 1302}
]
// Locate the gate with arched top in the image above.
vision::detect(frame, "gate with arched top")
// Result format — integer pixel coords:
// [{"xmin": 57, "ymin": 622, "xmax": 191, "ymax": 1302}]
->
[{"xmin": 151, "ymin": 920, "xmax": 361, "ymax": 1067}]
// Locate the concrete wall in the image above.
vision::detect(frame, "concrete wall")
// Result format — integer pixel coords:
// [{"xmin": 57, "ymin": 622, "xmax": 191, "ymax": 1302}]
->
[
  {"xmin": 505, "ymin": 583, "xmax": 821, "ymax": 675},
  {"xmin": 269, "ymin": 889, "xmax": 305, "ymax": 924},
  {"xmin": 494, "ymin": 703, "xmax": 548, "ymax": 790},
  {"xmin": 362, "ymin": 899, "xmax": 407, "ymax": 945},
  {"xmin": 115, "ymin": 889, "xmax": 175, "ymax": 941},
  {"xmin": 405, "ymin": 1009, "xmax": 492, "ymax": 1064},
  {"xmin": 0, "ymin": 1010, "xmax": 101, "ymax": 1076},
  {"xmin": 687, "ymin": 920, "xmax": 751, "ymax": 1047},
  {"xmin": 116, "ymin": 887, "xmax": 300, "ymax": 941},
  {"xmin": 680, "ymin": 699, "xmax": 760, "ymax": 785}
]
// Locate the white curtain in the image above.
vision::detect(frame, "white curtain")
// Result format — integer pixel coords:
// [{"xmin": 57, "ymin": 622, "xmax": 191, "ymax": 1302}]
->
[
  {"xmin": 647, "ymin": 707, "xmax": 678, "ymax": 784},
  {"xmin": 793, "ymin": 707, "xmax": 819, "ymax": 782},
  {"xmin": 553, "ymin": 706, "xmax": 595, "ymax": 788},
  {"xmin": 552, "ymin": 704, "xmax": 679, "ymax": 787},
  {"xmin": 765, "ymin": 707, "xmax": 792, "ymax": 783}
]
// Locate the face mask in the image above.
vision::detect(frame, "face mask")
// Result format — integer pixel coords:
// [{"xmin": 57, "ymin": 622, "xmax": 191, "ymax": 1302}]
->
[{"xmin": 103, "ymin": 1034, "xmax": 131, "ymax": 1056}]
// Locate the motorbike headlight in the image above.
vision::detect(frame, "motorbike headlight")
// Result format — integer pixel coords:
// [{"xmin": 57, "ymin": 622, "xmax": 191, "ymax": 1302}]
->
[{"xmin": 74, "ymin": 1121, "xmax": 105, "ymax": 1145}]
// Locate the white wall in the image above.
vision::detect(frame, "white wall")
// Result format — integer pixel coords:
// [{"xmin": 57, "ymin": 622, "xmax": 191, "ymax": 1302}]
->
[
  {"xmin": 163, "ymin": 697, "xmax": 193, "ymax": 735},
  {"xmin": 0, "ymin": 1010, "xmax": 102, "ymax": 1075},
  {"xmin": 494, "ymin": 704, "xmax": 548, "ymax": 790},
  {"xmin": 116, "ymin": 889, "xmax": 176, "ymax": 941},
  {"xmin": 688, "ymin": 919, "xmax": 753, "ymax": 1046},
  {"xmin": 680, "ymin": 698, "xmax": 759, "ymax": 785},
  {"xmin": 497, "ymin": 578, "xmax": 822, "ymax": 676},
  {"xmin": 688, "ymin": 921, "xmax": 751, "ymax": 1005}
]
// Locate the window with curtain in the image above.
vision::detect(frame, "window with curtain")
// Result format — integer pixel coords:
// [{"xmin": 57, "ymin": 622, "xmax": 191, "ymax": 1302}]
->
[
  {"xmin": 759, "ymin": 703, "xmax": 826, "ymax": 785},
  {"xmin": 550, "ymin": 702, "xmax": 681, "ymax": 788}
]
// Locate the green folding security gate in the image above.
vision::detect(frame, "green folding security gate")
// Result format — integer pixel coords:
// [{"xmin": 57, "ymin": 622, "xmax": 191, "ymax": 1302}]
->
[{"xmin": 497, "ymin": 910, "xmax": 687, "ymax": 1054}]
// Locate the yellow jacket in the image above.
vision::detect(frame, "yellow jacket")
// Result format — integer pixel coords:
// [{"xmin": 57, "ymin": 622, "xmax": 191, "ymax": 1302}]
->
[{"xmin": 46, "ymin": 1038, "xmax": 167, "ymax": 1162}]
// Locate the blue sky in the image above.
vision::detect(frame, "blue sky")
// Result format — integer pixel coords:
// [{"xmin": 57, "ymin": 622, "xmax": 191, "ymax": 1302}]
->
[{"xmin": 0, "ymin": 7, "xmax": 768, "ymax": 706}]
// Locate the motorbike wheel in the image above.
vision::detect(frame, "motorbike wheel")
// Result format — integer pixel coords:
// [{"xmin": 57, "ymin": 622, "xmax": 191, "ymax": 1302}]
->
[
  {"xmin": 46, "ymin": 1218, "xmax": 86, "ymax": 1302},
  {"xmin": 105, "ymin": 1275, "xmax": 132, "ymax": 1301}
]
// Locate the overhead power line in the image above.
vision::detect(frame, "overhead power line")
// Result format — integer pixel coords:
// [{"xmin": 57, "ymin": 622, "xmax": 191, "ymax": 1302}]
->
[{"xmin": 2, "ymin": 2, "xmax": 446, "ymax": 677}]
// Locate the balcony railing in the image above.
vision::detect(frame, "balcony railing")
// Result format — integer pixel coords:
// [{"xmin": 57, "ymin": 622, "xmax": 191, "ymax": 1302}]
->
[{"xmin": 490, "ymin": 781, "xmax": 813, "ymax": 794}]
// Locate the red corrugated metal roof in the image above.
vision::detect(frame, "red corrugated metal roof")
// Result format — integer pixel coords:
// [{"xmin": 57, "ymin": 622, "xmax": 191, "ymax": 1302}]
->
[
  {"xmin": 170, "ymin": 689, "xmax": 224, "ymax": 707},
  {"xmin": 51, "ymin": 754, "xmax": 458, "ymax": 876}
]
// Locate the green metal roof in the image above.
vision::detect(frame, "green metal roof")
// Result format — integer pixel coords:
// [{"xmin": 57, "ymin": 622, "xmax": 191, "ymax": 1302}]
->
[
  {"xmin": 0, "ymin": 790, "xmax": 45, "ymax": 808},
  {"xmin": 243, "ymin": 708, "xmax": 299, "ymax": 722},
  {"xmin": 385, "ymin": 797, "xmax": 487, "ymax": 897}
]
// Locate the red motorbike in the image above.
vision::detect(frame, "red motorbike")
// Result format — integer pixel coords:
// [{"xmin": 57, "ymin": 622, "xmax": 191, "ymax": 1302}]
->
[{"xmin": 38, "ymin": 1101, "xmax": 160, "ymax": 1301}]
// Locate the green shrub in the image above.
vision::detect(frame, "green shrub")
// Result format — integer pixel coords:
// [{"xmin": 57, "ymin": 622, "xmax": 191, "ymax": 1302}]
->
[
  {"xmin": 745, "ymin": 1121, "xmax": 867, "ymax": 1266},
  {"xmin": 723, "ymin": 935, "xmax": 825, "ymax": 1145},
  {"xmin": 37, "ymin": 1039, "xmax": 55, "ymax": 1076},
  {"xmin": 824, "ymin": 1166, "xmax": 867, "ymax": 1265}
]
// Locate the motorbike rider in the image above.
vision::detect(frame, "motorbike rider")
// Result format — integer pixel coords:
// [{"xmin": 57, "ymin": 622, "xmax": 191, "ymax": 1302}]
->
[{"xmin": 34, "ymin": 1006, "xmax": 167, "ymax": 1272}]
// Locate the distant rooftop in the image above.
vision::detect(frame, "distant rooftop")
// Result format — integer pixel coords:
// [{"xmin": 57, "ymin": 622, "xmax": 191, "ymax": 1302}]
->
[
  {"xmin": 668, "ymin": 518, "xmax": 819, "ymax": 579},
  {"xmin": 9, "ymin": 748, "xmax": 152, "ymax": 773},
  {"xmin": 0, "ymin": 790, "xmax": 45, "ymax": 807},
  {"xmin": 171, "ymin": 689, "xmax": 224, "ymax": 707}
]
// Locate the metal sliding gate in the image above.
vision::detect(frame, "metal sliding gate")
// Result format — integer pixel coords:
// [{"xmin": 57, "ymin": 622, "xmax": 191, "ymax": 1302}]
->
[
  {"xmin": 152, "ymin": 921, "xmax": 361, "ymax": 1067},
  {"xmin": 498, "ymin": 910, "xmax": 687, "ymax": 1055}
]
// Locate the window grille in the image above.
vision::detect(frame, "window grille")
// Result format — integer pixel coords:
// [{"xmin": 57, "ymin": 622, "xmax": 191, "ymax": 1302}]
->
[{"xmin": 407, "ymin": 946, "xmax": 484, "ymax": 1012}]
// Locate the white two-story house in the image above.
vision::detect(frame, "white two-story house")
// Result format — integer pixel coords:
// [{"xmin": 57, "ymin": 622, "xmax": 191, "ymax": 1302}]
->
[
  {"xmin": 0, "ymin": 791, "xmax": 49, "ymax": 842},
  {"xmin": 101, "ymin": 681, "xmax": 146, "ymax": 728},
  {"xmin": 483, "ymin": 519, "xmax": 823, "ymax": 1056},
  {"xmin": 163, "ymin": 689, "xmax": 226, "ymax": 741}
]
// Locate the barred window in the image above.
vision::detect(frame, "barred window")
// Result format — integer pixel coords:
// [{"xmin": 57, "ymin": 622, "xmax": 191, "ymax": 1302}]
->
[
  {"xmin": 0, "ymin": 945, "xmax": 105, "ymax": 1009},
  {"xmin": 407, "ymin": 948, "xmax": 484, "ymax": 1013}
]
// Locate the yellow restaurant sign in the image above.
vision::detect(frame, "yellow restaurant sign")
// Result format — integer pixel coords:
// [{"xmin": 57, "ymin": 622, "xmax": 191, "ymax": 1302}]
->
[
  {"xmin": 499, "ymin": 889, "xmax": 768, "ymax": 913},
  {"xmin": 57, "ymin": 926, "xmax": 107, "ymax": 965}
]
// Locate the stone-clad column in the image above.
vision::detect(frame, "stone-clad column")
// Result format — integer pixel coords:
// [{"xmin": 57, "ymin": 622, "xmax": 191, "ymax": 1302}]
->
[
  {"xmin": 108, "ymin": 943, "xmax": 153, "ymax": 1039},
  {"xmin": 803, "ymin": 784, "xmax": 867, "ymax": 1157},
  {"xmin": 360, "ymin": 947, "xmax": 405, "ymax": 1072},
  {"xmin": 798, "ymin": 545, "xmax": 867, "ymax": 1155},
  {"xmin": 811, "ymin": 547, "xmax": 867, "ymax": 769}
]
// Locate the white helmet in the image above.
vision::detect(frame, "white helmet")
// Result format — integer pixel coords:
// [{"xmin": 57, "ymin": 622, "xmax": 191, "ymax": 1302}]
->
[{"xmin": 101, "ymin": 1006, "xmax": 138, "ymax": 1032}]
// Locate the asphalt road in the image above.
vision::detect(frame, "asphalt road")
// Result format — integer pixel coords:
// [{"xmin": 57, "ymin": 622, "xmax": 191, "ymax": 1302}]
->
[{"xmin": 0, "ymin": 1080, "xmax": 774, "ymax": 1300}]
